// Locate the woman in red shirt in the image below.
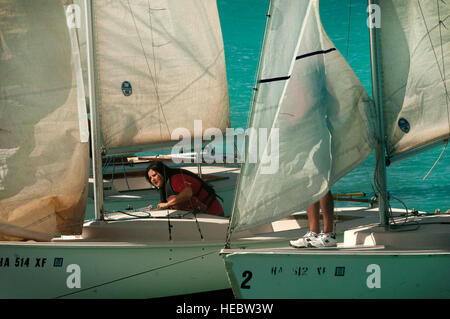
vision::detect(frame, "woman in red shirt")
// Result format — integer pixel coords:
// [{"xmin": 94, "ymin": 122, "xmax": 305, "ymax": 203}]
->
[{"xmin": 145, "ymin": 162, "xmax": 224, "ymax": 216}]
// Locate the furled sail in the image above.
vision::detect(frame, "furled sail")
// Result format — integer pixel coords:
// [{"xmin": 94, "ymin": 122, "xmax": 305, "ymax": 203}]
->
[
  {"xmin": 0, "ymin": 0, "xmax": 90, "ymax": 241},
  {"xmin": 380, "ymin": 0, "xmax": 450, "ymax": 159},
  {"xmin": 92, "ymin": 0, "xmax": 230, "ymax": 151},
  {"xmin": 229, "ymin": 0, "xmax": 374, "ymax": 232}
]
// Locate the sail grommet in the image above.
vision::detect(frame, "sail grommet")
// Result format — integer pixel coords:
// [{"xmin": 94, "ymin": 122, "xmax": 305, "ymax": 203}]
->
[
  {"xmin": 398, "ymin": 118, "xmax": 410, "ymax": 133},
  {"xmin": 121, "ymin": 81, "xmax": 133, "ymax": 96}
]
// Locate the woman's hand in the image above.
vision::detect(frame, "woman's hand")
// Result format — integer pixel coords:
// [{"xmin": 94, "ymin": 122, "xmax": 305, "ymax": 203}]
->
[
  {"xmin": 157, "ymin": 202, "xmax": 169, "ymax": 209},
  {"xmin": 158, "ymin": 188, "xmax": 193, "ymax": 210}
]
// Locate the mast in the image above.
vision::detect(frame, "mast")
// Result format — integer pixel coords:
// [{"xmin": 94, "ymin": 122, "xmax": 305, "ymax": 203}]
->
[
  {"xmin": 85, "ymin": 0, "xmax": 104, "ymax": 220},
  {"xmin": 368, "ymin": 0, "xmax": 389, "ymax": 227}
]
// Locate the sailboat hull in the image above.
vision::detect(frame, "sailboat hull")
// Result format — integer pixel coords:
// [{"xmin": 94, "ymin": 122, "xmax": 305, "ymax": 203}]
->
[
  {"xmin": 0, "ymin": 212, "xmax": 302, "ymax": 299},
  {"xmin": 222, "ymin": 249, "xmax": 450, "ymax": 299},
  {"xmin": 0, "ymin": 241, "xmax": 232, "ymax": 299},
  {"xmin": 222, "ymin": 213, "xmax": 450, "ymax": 299}
]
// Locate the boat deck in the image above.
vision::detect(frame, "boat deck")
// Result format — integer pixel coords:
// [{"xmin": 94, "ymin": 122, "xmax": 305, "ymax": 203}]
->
[{"xmin": 221, "ymin": 213, "xmax": 450, "ymax": 255}]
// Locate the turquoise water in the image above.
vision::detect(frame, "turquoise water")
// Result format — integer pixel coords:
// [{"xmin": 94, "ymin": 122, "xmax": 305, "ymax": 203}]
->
[{"xmin": 218, "ymin": 0, "xmax": 449, "ymax": 213}]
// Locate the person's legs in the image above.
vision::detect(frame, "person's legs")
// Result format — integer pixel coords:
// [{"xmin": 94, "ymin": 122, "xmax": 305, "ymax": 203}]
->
[
  {"xmin": 291, "ymin": 191, "xmax": 336, "ymax": 248},
  {"xmin": 314, "ymin": 191, "xmax": 337, "ymax": 247},
  {"xmin": 290, "ymin": 200, "xmax": 321, "ymax": 248},
  {"xmin": 306, "ymin": 201, "xmax": 321, "ymax": 234},
  {"xmin": 320, "ymin": 191, "xmax": 334, "ymax": 234}
]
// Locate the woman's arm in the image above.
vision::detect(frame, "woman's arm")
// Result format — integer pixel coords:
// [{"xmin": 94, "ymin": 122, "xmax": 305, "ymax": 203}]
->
[{"xmin": 158, "ymin": 187, "xmax": 193, "ymax": 209}]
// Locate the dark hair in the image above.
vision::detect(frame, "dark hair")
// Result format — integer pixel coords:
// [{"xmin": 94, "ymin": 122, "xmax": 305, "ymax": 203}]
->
[
  {"xmin": 145, "ymin": 162, "xmax": 167, "ymax": 185},
  {"xmin": 145, "ymin": 162, "xmax": 174, "ymax": 202}
]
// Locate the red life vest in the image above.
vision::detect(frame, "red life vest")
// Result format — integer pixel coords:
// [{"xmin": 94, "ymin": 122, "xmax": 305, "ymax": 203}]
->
[{"xmin": 164, "ymin": 171, "xmax": 224, "ymax": 216}]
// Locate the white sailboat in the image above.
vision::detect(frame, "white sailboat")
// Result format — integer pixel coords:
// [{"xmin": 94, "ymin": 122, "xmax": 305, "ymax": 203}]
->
[
  {"xmin": 0, "ymin": 0, "xmax": 241, "ymax": 298},
  {"xmin": 221, "ymin": 0, "xmax": 450, "ymax": 298},
  {"xmin": 0, "ymin": 0, "xmax": 350, "ymax": 299}
]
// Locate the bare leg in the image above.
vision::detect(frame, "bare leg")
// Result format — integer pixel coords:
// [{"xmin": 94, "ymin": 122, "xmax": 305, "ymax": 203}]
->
[
  {"xmin": 320, "ymin": 191, "xmax": 334, "ymax": 233},
  {"xmin": 306, "ymin": 201, "xmax": 321, "ymax": 233},
  {"xmin": 290, "ymin": 193, "xmax": 334, "ymax": 248},
  {"xmin": 291, "ymin": 192, "xmax": 335, "ymax": 248}
]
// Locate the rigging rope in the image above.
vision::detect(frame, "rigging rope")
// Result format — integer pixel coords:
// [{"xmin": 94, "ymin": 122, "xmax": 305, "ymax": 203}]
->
[
  {"xmin": 54, "ymin": 249, "xmax": 218, "ymax": 299},
  {"xmin": 423, "ymin": 142, "xmax": 448, "ymax": 180},
  {"xmin": 126, "ymin": 0, "xmax": 171, "ymax": 138},
  {"xmin": 345, "ymin": 0, "xmax": 352, "ymax": 59},
  {"xmin": 146, "ymin": 0, "xmax": 171, "ymax": 140},
  {"xmin": 167, "ymin": 209, "xmax": 173, "ymax": 240},
  {"xmin": 418, "ymin": 0, "xmax": 450, "ymax": 180}
]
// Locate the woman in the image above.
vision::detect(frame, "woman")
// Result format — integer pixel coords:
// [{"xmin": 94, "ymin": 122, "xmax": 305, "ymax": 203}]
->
[{"xmin": 145, "ymin": 162, "xmax": 224, "ymax": 216}]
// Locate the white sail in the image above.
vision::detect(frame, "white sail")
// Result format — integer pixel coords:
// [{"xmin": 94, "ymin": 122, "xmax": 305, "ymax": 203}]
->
[
  {"xmin": 230, "ymin": 0, "xmax": 374, "ymax": 232},
  {"xmin": 92, "ymin": 0, "xmax": 230, "ymax": 151},
  {"xmin": 0, "ymin": 0, "xmax": 90, "ymax": 241},
  {"xmin": 380, "ymin": 0, "xmax": 450, "ymax": 158}
]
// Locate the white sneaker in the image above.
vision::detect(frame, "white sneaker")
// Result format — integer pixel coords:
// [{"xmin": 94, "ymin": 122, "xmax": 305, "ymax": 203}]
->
[
  {"xmin": 289, "ymin": 231, "xmax": 318, "ymax": 248},
  {"xmin": 309, "ymin": 232, "xmax": 337, "ymax": 248}
]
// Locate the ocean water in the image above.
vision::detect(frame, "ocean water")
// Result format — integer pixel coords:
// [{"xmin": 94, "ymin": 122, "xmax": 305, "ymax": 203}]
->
[{"xmin": 218, "ymin": 0, "xmax": 449, "ymax": 213}]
